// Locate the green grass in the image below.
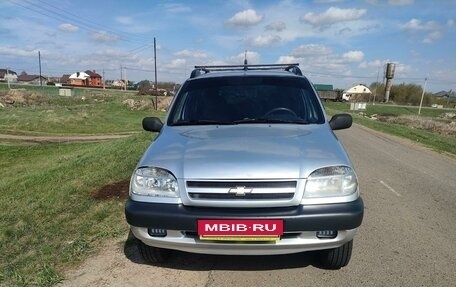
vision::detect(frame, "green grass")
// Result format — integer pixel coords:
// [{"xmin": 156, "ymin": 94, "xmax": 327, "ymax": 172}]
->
[
  {"xmin": 324, "ymin": 102, "xmax": 456, "ymax": 155},
  {"xmin": 0, "ymin": 83, "xmax": 138, "ymax": 98},
  {"xmin": 0, "ymin": 87, "xmax": 166, "ymax": 135},
  {"xmin": 0, "ymin": 133, "xmax": 154, "ymax": 286},
  {"xmin": 324, "ymin": 102, "xmax": 455, "ymax": 118}
]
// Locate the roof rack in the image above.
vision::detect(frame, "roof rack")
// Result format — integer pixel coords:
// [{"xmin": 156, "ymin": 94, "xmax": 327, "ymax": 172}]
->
[{"xmin": 190, "ymin": 63, "xmax": 302, "ymax": 78}]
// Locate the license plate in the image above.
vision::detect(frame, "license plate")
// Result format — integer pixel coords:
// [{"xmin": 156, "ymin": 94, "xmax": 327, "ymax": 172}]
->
[
  {"xmin": 200, "ymin": 236, "xmax": 279, "ymax": 242},
  {"xmin": 198, "ymin": 219, "xmax": 283, "ymax": 240}
]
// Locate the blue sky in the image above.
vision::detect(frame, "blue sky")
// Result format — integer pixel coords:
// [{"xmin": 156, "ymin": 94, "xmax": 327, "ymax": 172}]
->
[{"xmin": 0, "ymin": 0, "xmax": 455, "ymax": 92}]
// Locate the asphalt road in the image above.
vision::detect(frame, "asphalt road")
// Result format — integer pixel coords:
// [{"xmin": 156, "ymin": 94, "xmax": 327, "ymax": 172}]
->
[{"xmin": 63, "ymin": 124, "xmax": 456, "ymax": 287}]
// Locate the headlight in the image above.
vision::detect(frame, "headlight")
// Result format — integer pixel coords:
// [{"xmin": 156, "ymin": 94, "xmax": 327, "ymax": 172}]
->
[
  {"xmin": 304, "ymin": 166, "xmax": 357, "ymax": 198},
  {"xmin": 130, "ymin": 167, "xmax": 179, "ymax": 197}
]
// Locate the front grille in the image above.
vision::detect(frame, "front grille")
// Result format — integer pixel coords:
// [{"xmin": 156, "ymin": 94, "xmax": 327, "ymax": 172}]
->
[
  {"xmin": 186, "ymin": 180, "xmax": 297, "ymax": 201},
  {"xmin": 189, "ymin": 192, "xmax": 294, "ymax": 200},
  {"xmin": 187, "ymin": 181, "xmax": 296, "ymax": 188}
]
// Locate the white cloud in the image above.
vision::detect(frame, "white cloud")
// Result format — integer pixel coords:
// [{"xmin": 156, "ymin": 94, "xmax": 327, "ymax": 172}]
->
[
  {"xmin": 387, "ymin": 0, "xmax": 414, "ymax": 5},
  {"xmin": 94, "ymin": 49, "xmax": 138, "ymax": 60},
  {"xmin": 400, "ymin": 18, "xmax": 423, "ymax": 30},
  {"xmin": 290, "ymin": 44, "xmax": 332, "ymax": 57},
  {"xmin": 424, "ymin": 30, "xmax": 443, "ymax": 43},
  {"xmin": 90, "ymin": 31, "xmax": 120, "ymax": 42},
  {"xmin": 359, "ymin": 59, "xmax": 385, "ymax": 68},
  {"xmin": 228, "ymin": 51, "xmax": 260, "ymax": 65},
  {"xmin": 166, "ymin": 58, "xmax": 187, "ymax": 68},
  {"xmin": 115, "ymin": 16, "xmax": 134, "ymax": 25},
  {"xmin": 276, "ymin": 55, "xmax": 300, "ymax": 64},
  {"xmin": 365, "ymin": 0, "xmax": 414, "ymax": 5},
  {"xmin": 314, "ymin": 0, "xmax": 343, "ymax": 3},
  {"xmin": 0, "ymin": 46, "xmax": 44, "ymax": 57},
  {"xmin": 247, "ymin": 35, "xmax": 281, "ymax": 47},
  {"xmin": 58, "ymin": 23, "xmax": 79, "ymax": 33},
  {"xmin": 164, "ymin": 3, "xmax": 191, "ymax": 13},
  {"xmin": 265, "ymin": 21, "xmax": 286, "ymax": 32},
  {"xmin": 342, "ymin": 50, "xmax": 364, "ymax": 62},
  {"xmin": 394, "ymin": 63, "xmax": 412, "ymax": 74},
  {"xmin": 400, "ymin": 18, "xmax": 444, "ymax": 43},
  {"xmin": 447, "ymin": 19, "xmax": 454, "ymax": 28},
  {"xmin": 300, "ymin": 7, "xmax": 367, "ymax": 29},
  {"xmin": 400, "ymin": 19, "xmax": 440, "ymax": 31},
  {"xmin": 174, "ymin": 49, "xmax": 209, "ymax": 59},
  {"xmin": 359, "ymin": 60, "xmax": 412, "ymax": 74},
  {"xmin": 227, "ymin": 9, "xmax": 263, "ymax": 27},
  {"xmin": 276, "ymin": 45, "xmax": 370, "ymax": 80}
]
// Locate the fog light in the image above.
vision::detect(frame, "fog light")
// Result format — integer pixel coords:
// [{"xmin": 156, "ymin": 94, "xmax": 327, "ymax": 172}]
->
[
  {"xmin": 316, "ymin": 230, "xmax": 337, "ymax": 239},
  {"xmin": 148, "ymin": 228, "xmax": 167, "ymax": 237}
]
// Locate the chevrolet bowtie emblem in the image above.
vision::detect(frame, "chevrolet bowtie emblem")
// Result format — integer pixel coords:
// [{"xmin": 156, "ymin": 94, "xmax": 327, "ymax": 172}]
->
[{"xmin": 228, "ymin": 186, "xmax": 252, "ymax": 196}]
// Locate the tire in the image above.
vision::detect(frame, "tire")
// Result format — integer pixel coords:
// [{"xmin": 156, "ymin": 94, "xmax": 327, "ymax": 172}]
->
[
  {"xmin": 137, "ymin": 240, "xmax": 170, "ymax": 263},
  {"xmin": 315, "ymin": 240, "xmax": 353, "ymax": 269}
]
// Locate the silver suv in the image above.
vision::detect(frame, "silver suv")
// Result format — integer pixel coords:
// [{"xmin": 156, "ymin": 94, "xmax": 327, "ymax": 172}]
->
[{"xmin": 125, "ymin": 63, "xmax": 363, "ymax": 269}]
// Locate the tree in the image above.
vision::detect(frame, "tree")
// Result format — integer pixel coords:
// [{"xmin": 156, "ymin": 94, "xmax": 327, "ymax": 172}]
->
[
  {"xmin": 137, "ymin": 80, "xmax": 152, "ymax": 95},
  {"xmin": 390, "ymin": 83, "xmax": 422, "ymax": 105},
  {"xmin": 369, "ymin": 82, "xmax": 385, "ymax": 102},
  {"xmin": 369, "ymin": 81, "xmax": 432, "ymax": 105}
]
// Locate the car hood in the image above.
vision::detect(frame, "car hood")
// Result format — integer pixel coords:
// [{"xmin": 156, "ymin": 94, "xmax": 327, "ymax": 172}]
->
[{"xmin": 138, "ymin": 124, "xmax": 352, "ymax": 180}]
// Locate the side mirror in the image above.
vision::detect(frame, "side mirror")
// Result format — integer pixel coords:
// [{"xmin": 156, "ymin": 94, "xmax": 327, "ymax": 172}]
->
[
  {"xmin": 329, "ymin": 114, "xmax": 352, "ymax": 130},
  {"xmin": 142, "ymin": 117, "xmax": 163, "ymax": 132}
]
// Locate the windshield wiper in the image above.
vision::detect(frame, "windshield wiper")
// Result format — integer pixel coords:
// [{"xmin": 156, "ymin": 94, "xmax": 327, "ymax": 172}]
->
[
  {"xmin": 170, "ymin": 120, "xmax": 234, "ymax": 126},
  {"xmin": 233, "ymin": 118, "xmax": 308, "ymax": 124}
]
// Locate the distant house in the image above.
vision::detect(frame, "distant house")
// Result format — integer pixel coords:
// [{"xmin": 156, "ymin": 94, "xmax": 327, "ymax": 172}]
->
[
  {"xmin": 434, "ymin": 90, "xmax": 456, "ymax": 103},
  {"xmin": 111, "ymin": 79, "xmax": 126, "ymax": 88},
  {"xmin": 85, "ymin": 70, "xmax": 102, "ymax": 87},
  {"xmin": 343, "ymin": 84, "xmax": 372, "ymax": 101},
  {"xmin": 69, "ymin": 71, "xmax": 90, "ymax": 86},
  {"xmin": 68, "ymin": 70, "xmax": 102, "ymax": 87},
  {"xmin": 0, "ymin": 69, "xmax": 18, "ymax": 82},
  {"xmin": 60, "ymin": 74, "xmax": 70, "ymax": 84},
  {"xmin": 17, "ymin": 73, "xmax": 47, "ymax": 85}
]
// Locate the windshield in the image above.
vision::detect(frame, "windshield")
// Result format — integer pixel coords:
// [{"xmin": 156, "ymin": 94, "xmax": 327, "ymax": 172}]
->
[{"xmin": 168, "ymin": 75, "xmax": 325, "ymax": 126}]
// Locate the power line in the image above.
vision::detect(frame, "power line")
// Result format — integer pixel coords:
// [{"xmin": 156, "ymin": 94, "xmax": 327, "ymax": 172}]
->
[
  {"xmin": 124, "ymin": 67, "xmax": 155, "ymax": 72},
  {"xmin": 36, "ymin": 0, "xmax": 150, "ymax": 43},
  {"xmin": 9, "ymin": 0, "xmax": 148, "ymax": 44}
]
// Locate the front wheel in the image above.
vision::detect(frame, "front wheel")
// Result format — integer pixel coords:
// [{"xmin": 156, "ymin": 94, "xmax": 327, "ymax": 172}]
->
[
  {"xmin": 137, "ymin": 240, "xmax": 170, "ymax": 263},
  {"xmin": 315, "ymin": 240, "xmax": 353, "ymax": 269}
]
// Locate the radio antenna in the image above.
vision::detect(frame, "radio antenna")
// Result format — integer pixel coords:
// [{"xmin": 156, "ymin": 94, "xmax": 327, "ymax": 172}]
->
[{"xmin": 244, "ymin": 50, "xmax": 248, "ymax": 70}]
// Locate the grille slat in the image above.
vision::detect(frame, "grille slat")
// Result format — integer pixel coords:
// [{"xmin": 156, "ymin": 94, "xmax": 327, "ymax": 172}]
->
[
  {"xmin": 186, "ymin": 180, "xmax": 297, "ymax": 201},
  {"xmin": 187, "ymin": 181, "xmax": 296, "ymax": 188}
]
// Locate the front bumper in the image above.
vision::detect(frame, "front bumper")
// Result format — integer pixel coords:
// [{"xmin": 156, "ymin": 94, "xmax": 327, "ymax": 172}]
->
[{"xmin": 125, "ymin": 197, "xmax": 364, "ymax": 255}]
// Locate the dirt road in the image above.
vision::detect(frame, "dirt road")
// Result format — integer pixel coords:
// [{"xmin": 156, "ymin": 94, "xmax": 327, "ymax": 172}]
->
[{"xmin": 61, "ymin": 124, "xmax": 456, "ymax": 287}]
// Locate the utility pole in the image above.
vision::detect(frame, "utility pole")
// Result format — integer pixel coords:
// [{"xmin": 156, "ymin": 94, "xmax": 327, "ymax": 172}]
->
[
  {"xmin": 102, "ymin": 68, "xmax": 105, "ymax": 90},
  {"xmin": 418, "ymin": 77, "xmax": 428, "ymax": 115},
  {"xmin": 373, "ymin": 66, "xmax": 380, "ymax": 105},
  {"xmin": 38, "ymin": 51, "xmax": 42, "ymax": 86},
  {"xmin": 125, "ymin": 67, "xmax": 127, "ymax": 91},
  {"xmin": 446, "ymin": 89, "xmax": 452, "ymax": 106},
  {"xmin": 120, "ymin": 65, "xmax": 123, "ymax": 89},
  {"xmin": 6, "ymin": 67, "xmax": 11, "ymax": 89},
  {"xmin": 154, "ymin": 37, "xmax": 158, "ymax": 110}
]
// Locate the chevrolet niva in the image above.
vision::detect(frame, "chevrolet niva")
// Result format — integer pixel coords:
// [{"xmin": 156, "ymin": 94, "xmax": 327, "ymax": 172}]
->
[{"xmin": 125, "ymin": 63, "xmax": 363, "ymax": 269}]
